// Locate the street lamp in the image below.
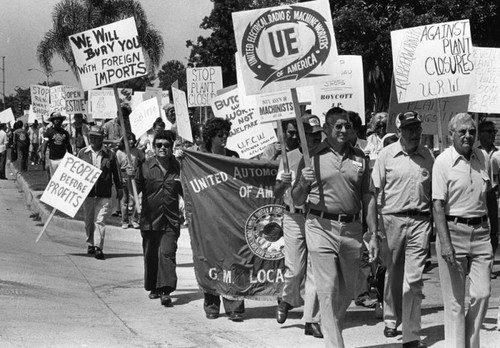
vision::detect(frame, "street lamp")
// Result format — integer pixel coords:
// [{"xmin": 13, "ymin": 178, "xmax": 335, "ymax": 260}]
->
[{"xmin": 27, "ymin": 68, "xmax": 69, "ymax": 86}]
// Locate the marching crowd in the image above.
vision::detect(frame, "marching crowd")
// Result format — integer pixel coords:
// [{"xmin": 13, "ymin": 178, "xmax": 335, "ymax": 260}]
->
[{"xmin": 1, "ymin": 104, "xmax": 500, "ymax": 348}]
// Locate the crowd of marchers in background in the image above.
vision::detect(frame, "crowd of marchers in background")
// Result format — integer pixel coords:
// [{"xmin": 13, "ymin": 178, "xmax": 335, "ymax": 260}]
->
[{"xmin": 1, "ymin": 104, "xmax": 499, "ymax": 348}]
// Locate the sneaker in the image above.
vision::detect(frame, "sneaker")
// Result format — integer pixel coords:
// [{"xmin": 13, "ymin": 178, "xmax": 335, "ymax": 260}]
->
[
  {"xmin": 87, "ymin": 245, "xmax": 96, "ymax": 255},
  {"xmin": 121, "ymin": 223, "xmax": 129, "ymax": 229},
  {"xmin": 375, "ymin": 302, "xmax": 383, "ymax": 319},
  {"xmin": 130, "ymin": 220, "xmax": 140, "ymax": 229},
  {"xmin": 95, "ymin": 247, "xmax": 105, "ymax": 260}
]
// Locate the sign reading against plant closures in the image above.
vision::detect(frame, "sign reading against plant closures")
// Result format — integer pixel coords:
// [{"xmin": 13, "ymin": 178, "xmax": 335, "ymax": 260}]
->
[
  {"xmin": 232, "ymin": 0, "xmax": 338, "ymax": 95},
  {"xmin": 391, "ymin": 19, "xmax": 475, "ymax": 103},
  {"xmin": 40, "ymin": 153, "xmax": 102, "ymax": 218},
  {"xmin": 69, "ymin": 17, "xmax": 147, "ymax": 91}
]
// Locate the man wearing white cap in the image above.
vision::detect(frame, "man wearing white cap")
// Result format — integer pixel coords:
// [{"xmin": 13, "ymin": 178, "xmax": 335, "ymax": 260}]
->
[{"xmin": 42, "ymin": 112, "xmax": 72, "ymax": 178}]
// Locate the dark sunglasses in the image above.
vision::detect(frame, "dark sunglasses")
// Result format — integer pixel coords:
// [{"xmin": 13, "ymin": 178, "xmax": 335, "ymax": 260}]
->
[
  {"xmin": 333, "ymin": 123, "xmax": 352, "ymax": 131},
  {"xmin": 155, "ymin": 142, "xmax": 172, "ymax": 149}
]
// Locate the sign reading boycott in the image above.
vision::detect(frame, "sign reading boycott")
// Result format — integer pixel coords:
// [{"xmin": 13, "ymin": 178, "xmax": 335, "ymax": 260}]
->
[
  {"xmin": 211, "ymin": 87, "xmax": 277, "ymax": 159},
  {"xmin": 69, "ymin": 17, "xmax": 147, "ymax": 91},
  {"xmin": 232, "ymin": 0, "xmax": 338, "ymax": 95},
  {"xmin": 391, "ymin": 19, "xmax": 475, "ymax": 103},
  {"xmin": 40, "ymin": 153, "xmax": 102, "ymax": 218},
  {"xmin": 181, "ymin": 150, "xmax": 284, "ymax": 299},
  {"xmin": 468, "ymin": 47, "xmax": 500, "ymax": 113},
  {"xmin": 31, "ymin": 85, "xmax": 50, "ymax": 120},
  {"xmin": 129, "ymin": 97, "xmax": 159, "ymax": 138},
  {"xmin": 186, "ymin": 67, "xmax": 223, "ymax": 107}
]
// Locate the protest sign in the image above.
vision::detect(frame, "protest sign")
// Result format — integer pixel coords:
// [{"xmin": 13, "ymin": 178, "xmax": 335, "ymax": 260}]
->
[
  {"xmin": 186, "ymin": 67, "xmax": 223, "ymax": 107},
  {"xmin": 40, "ymin": 153, "xmax": 102, "ymax": 218},
  {"xmin": 468, "ymin": 47, "xmax": 500, "ymax": 113},
  {"xmin": 28, "ymin": 105, "xmax": 38, "ymax": 124},
  {"xmin": 144, "ymin": 86, "xmax": 163, "ymax": 112},
  {"xmin": 130, "ymin": 91, "xmax": 144, "ymax": 111},
  {"xmin": 232, "ymin": 0, "xmax": 338, "ymax": 96},
  {"xmin": 65, "ymin": 86, "xmax": 86, "ymax": 114},
  {"xmin": 181, "ymin": 150, "xmax": 284, "ymax": 299},
  {"xmin": 90, "ymin": 89, "xmax": 117, "ymax": 119},
  {"xmin": 172, "ymin": 87, "xmax": 193, "ymax": 142},
  {"xmin": 129, "ymin": 97, "xmax": 159, "ymax": 138},
  {"xmin": 50, "ymin": 85, "xmax": 68, "ymax": 116},
  {"xmin": 235, "ymin": 54, "xmax": 258, "ymax": 110},
  {"xmin": 387, "ymin": 77, "xmax": 469, "ymax": 137},
  {"xmin": 117, "ymin": 88, "xmax": 133, "ymax": 106},
  {"xmin": 0, "ymin": 108, "xmax": 15, "ymax": 124},
  {"xmin": 311, "ymin": 55, "xmax": 365, "ymax": 123},
  {"xmin": 31, "ymin": 85, "xmax": 50, "ymax": 120},
  {"xmin": 256, "ymin": 90, "xmax": 295, "ymax": 123},
  {"xmin": 161, "ymin": 90, "xmax": 170, "ymax": 107},
  {"xmin": 69, "ymin": 17, "xmax": 147, "ymax": 91},
  {"xmin": 391, "ymin": 19, "xmax": 475, "ymax": 103},
  {"xmin": 211, "ymin": 87, "xmax": 277, "ymax": 159}
]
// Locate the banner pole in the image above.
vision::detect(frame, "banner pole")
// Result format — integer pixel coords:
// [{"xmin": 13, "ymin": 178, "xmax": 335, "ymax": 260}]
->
[
  {"xmin": 112, "ymin": 85, "xmax": 141, "ymax": 213},
  {"xmin": 436, "ymin": 98, "xmax": 444, "ymax": 153},
  {"xmin": 35, "ymin": 208, "xmax": 56, "ymax": 243},
  {"xmin": 291, "ymin": 88, "xmax": 310, "ymax": 167},
  {"xmin": 276, "ymin": 120, "xmax": 289, "ymax": 172}
]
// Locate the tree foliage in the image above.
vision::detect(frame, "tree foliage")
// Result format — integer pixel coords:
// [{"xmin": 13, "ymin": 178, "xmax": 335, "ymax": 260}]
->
[
  {"xmin": 37, "ymin": 0, "xmax": 164, "ymax": 89},
  {"xmin": 158, "ymin": 60, "xmax": 187, "ymax": 93}
]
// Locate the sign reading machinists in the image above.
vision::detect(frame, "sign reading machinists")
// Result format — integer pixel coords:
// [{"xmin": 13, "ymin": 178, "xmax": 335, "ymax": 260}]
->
[{"xmin": 232, "ymin": 0, "xmax": 338, "ymax": 96}]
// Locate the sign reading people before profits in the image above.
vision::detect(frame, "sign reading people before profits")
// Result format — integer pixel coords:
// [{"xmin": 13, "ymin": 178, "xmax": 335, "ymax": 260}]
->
[
  {"xmin": 468, "ymin": 47, "xmax": 500, "ymax": 113},
  {"xmin": 186, "ymin": 67, "xmax": 223, "ymax": 107},
  {"xmin": 129, "ymin": 97, "xmax": 160, "ymax": 139},
  {"xmin": 31, "ymin": 85, "xmax": 50, "ymax": 120},
  {"xmin": 210, "ymin": 87, "xmax": 277, "ymax": 159},
  {"xmin": 90, "ymin": 89, "xmax": 117, "ymax": 119},
  {"xmin": 391, "ymin": 19, "xmax": 475, "ymax": 103},
  {"xmin": 256, "ymin": 90, "xmax": 295, "ymax": 123},
  {"xmin": 311, "ymin": 55, "xmax": 365, "ymax": 124},
  {"xmin": 65, "ymin": 86, "xmax": 86, "ymax": 114},
  {"xmin": 0, "ymin": 108, "xmax": 15, "ymax": 124},
  {"xmin": 40, "ymin": 153, "xmax": 102, "ymax": 218},
  {"xmin": 172, "ymin": 87, "xmax": 193, "ymax": 142},
  {"xmin": 232, "ymin": 0, "xmax": 338, "ymax": 96},
  {"xmin": 69, "ymin": 17, "xmax": 147, "ymax": 91}
]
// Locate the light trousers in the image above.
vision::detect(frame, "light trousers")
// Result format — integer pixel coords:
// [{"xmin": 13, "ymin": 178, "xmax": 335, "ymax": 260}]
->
[
  {"xmin": 381, "ymin": 214, "xmax": 431, "ymax": 344},
  {"xmin": 436, "ymin": 220, "xmax": 492, "ymax": 348},
  {"xmin": 305, "ymin": 215, "xmax": 362, "ymax": 348},
  {"xmin": 83, "ymin": 197, "xmax": 110, "ymax": 250}
]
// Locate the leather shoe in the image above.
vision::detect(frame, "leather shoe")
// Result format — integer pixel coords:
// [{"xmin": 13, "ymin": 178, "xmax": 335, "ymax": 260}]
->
[
  {"xmin": 94, "ymin": 248, "xmax": 105, "ymax": 260},
  {"xmin": 148, "ymin": 290, "xmax": 160, "ymax": 299},
  {"xmin": 87, "ymin": 246, "xmax": 96, "ymax": 255},
  {"xmin": 206, "ymin": 313, "xmax": 219, "ymax": 319},
  {"xmin": 383, "ymin": 326, "xmax": 398, "ymax": 338},
  {"xmin": 276, "ymin": 301, "xmax": 292, "ymax": 324},
  {"xmin": 304, "ymin": 322, "xmax": 323, "ymax": 338},
  {"xmin": 161, "ymin": 293, "xmax": 172, "ymax": 307},
  {"xmin": 228, "ymin": 312, "xmax": 243, "ymax": 321},
  {"xmin": 402, "ymin": 340, "xmax": 427, "ymax": 348}
]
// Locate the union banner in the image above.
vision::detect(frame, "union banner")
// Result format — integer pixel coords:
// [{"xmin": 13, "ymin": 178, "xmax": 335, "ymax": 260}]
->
[{"xmin": 180, "ymin": 150, "xmax": 285, "ymax": 299}]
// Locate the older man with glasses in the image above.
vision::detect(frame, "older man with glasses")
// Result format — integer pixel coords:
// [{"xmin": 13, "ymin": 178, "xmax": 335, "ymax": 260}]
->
[
  {"xmin": 370, "ymin": 111, "xmax": 434, "ymax": 348},
  {"xmin": 433, "ymin": 113, "xmax": 497, "ymax": 348},
  {"xmin": 292, "ymin": 107, "xmax": 379, "ymax": 348}
]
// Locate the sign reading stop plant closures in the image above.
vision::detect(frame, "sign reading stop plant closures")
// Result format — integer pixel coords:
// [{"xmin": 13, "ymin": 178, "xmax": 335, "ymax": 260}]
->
[
  {"xmin": 69, "ymin": 17, "xmax": 147, "ymax": 91},
  {"xmin": 232, "ymin": 0, "xmax": 338, "ymax": 96},
  {"xmin": 211, "ymin": 87, "xmax": 277, "ymax": 159},
  {"xmin": 187, "ymin": 67, "xmax": 223, "ymax": 107},
  {"xmin": 31, "ymin": 85, "xmax": 50, "ymax": 120},
  {"xmin": 468, "ymin": 47, "xmax": 500, "ymax": 113},
  {"xmin": 40, "ymin": 153, "xmax": 102, "ymax": 218},
  {"xmin": 391, "ymin": 19, "xmax": 475, "ymax": 103}
]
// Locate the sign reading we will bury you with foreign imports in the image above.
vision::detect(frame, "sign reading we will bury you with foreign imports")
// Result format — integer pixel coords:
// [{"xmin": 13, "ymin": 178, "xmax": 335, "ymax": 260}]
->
[
  {"xmin": 187, "ymin": 67, "xmax": 223, "ymax": 107},
  {"xmin": 211, "ymin": 87, "xmax": 277, "ymax": 159},
  {"xmin": 40, "ymin": 153, "xmax": 102, "ymax": 218},
  {"xmin": 232, "ymin": 0, "xmax": 338, "ymax": 95},
  {"xmin": 468, "ymin": 47, "xmax": 500, "ymax": 113},
  {"xmin": 69, "ymin": 17, "xmax": 147, "ymax": 91},
  {"xmin": 391, "ymin": 19, "xmax": 475, "ymax": 103}
]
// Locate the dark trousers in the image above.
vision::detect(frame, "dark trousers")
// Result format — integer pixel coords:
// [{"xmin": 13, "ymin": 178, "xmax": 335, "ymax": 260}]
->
[
  {"xmin": 141, "ymin": 227, "xmax": 180, "ymax": 293},
  {"xmin": 17, "ymin": 146, "xmax": 29, "ymax": 172},
  {"xmin": 0, "ymin": 151, "xmax": 6, "ymax": 178},
  {"xmin": 203, "ymin": 293, "xmax": 245, "ymax": 315}
]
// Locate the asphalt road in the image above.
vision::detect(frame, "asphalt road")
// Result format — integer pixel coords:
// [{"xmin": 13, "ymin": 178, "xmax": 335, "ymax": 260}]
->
[{"xmin": 1, "ymin": 175, "xmax": 499, "ymax": 347}]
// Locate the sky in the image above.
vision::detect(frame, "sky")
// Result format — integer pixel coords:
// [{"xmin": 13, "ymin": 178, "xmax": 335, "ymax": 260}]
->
[{"xmin": 0, "ymin": 0, "xmax": 214, "ymax": 96}]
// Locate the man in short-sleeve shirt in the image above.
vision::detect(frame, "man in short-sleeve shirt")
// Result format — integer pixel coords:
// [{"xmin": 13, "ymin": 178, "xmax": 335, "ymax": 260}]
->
[
  {"xmin": 433, "ymin": 113, "xmax": 497, "ymax": 348},
  {"xmin": 371, "ymin": 111, "xmax": 434, "ymax": 347}
]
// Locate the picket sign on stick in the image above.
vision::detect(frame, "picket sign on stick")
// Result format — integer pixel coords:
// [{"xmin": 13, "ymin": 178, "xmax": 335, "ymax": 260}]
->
[
  {"xmin": 436, "ymin": 99, "xmax": 444, "ymax": 153},
  {"xmin": 112, "ymin": 85, "xmax": 141, "ymax": 213},
  {"xmin": 291, "ymin": 88, "xmax": 310, "ymax": 167},
  {"xmin": 276, "ymin": 119, "xmax": 293, "ymax": 207},
  {"xmin": 35, "ymin": 208, "xmax": 57, "ymax": 243}
]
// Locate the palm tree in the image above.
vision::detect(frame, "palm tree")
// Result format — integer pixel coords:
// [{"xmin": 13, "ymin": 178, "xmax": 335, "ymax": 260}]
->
[{"xmin": 37, "ymin": 0, "xmax": 164, "ymax": 79}]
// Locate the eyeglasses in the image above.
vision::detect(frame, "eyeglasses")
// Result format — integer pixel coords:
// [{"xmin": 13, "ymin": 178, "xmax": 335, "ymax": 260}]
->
[
  {"xmin": 455, "ymin": 128, "xmax": 476, "ymax": 137},
  {"xmin": 329, "ymin": 122, "xmax": 352, "ymax": 131},
  {"xmin": 155, "ymin": 142, "xmax": 172, "ymax": 149},
  {"xmin": 217, "ymin": 131, "xmax": 230, "ymax": 138}
]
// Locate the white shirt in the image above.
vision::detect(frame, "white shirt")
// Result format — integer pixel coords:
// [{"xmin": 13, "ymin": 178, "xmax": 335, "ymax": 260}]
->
[{"xmin": 0, "ymin": 129, "xmax": 7, "ymax": 153}]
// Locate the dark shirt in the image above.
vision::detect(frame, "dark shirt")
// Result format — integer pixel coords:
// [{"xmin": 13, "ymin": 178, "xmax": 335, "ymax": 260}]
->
[
  {"xmin": 44, "ymin": 127, "xmax": 72, "ymax": 160},
  {"xmin": 136, "ymin": 156, "xmax": 183, "ymax": 231}
]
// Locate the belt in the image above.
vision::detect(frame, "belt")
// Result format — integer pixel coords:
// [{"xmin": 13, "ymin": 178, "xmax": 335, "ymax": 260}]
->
[
  {"xmin": 284, "ymin": 205, "xmax": 305, "ymax": 215},
  {"xmin": 446, "ymin": 215, "xmax": 488, "ymax": 226},
  {"xmin": 393, "ymin": 210, "xmax": 430, "ymax": 217},
  {"xmin": 308, "ymin": 208, "xmax": 358, "ymax": 223}
]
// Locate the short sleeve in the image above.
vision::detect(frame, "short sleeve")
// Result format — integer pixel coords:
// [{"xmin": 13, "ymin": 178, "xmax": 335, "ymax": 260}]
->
[{"xmin": 432, "ymin": 155, "xmax": 448, "ymax": 201}]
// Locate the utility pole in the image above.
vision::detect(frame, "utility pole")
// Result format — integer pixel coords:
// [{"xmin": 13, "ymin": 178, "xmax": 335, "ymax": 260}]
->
[{"xmin": 0, "ymin": 56, "xmax": 5, "ymax": 111}]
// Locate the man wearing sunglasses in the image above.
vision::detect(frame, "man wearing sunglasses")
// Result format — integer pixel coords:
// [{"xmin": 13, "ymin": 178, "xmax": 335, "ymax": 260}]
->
[
  {"xmin": 292, "ymin": 107, "xmax": 378, "ymax": 348},
  {"xmin": 370, "ymin": 111, "xmax": 433, "ymax": 348},
  {"xmin": 433, "ymin": 113, "xmax": 497, "ymax": 347}
]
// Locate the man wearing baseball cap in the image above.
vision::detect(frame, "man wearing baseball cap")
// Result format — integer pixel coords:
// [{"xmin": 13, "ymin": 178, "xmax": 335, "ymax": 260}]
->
[{"xmin": 370, "ymin": 111, "xmax": 434, "ymax": 348}]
